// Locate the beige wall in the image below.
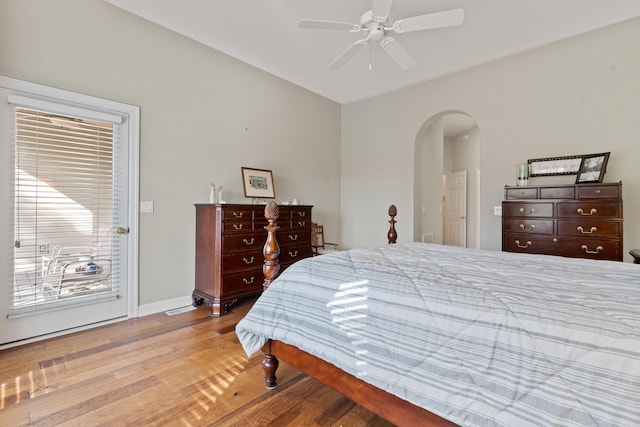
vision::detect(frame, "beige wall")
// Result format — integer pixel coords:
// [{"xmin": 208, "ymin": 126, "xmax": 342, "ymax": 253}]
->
[
  {"xmin": 0, "ymin": 0, "xmax": 341, "ymax": 307},
  {"xmin": 342, "ymin": 17, "xmax": 640, "ymax": 262},
  {"xmin": 1, "ymin": 1, "xmax": 638, "ymax": 318}
]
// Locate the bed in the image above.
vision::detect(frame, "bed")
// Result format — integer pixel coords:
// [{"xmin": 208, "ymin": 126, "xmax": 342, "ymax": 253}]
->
[{"xmin": 235, "ymin": 203, "xmax": 640, "ymax": 426}]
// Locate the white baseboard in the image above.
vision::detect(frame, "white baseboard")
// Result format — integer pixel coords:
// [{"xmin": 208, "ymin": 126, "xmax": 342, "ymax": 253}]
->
[{"xmin": 138, "ymin": 294, "xmax": 194, "ymax": 317}]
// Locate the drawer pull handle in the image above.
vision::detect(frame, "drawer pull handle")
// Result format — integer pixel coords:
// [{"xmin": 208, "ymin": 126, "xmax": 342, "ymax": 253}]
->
[
  {"xmin": 298, "ymin": 221, "xmax": 307, "ymax": 227},
  {"xmin": 289, "ymin": 250, "xmax": 299, "ymax": 258},
  {"xmin": 243, "ymin": 276, "xmax": 255, "ymax": 285},
  {"xmin": 595, "ymin": 189, "xmax": 601, "ymax": 194},
  {"xmin": 519, "ymin": 207, "xmax": 536, "ymax": 215},
  {"xmin": 297, "ymin": 212, "xmax": 306, "ymax": 217},
  {"xmin": 519, "ymin": 224, "xmax": 536, "ymax": 231},
  {"xmin": 577, "ymin": 226, "xmax": 597, "ymax": 234},
  {"xmin": 233, "ymin": 224, "xmax": 244, "ymax": 230},
  {"xmin": 242, "ymin": 256, "xmax": 255, "ymax": 264},
  {"xmin": 581, "ymin": 245, "xmax": 603, "ymax": 254},
  {"xmin": 233, "ymin": 212, "xmax": 244, "ymax": 218},
  {"xmin": 554, "ymin": 191, "xmax": 561, "ymax": 195},
  {"xmin": 515, "ymin": 240, "xmax": 532, "ymax": 249},
  {"xmin": 577, "ymin": 208, "xmax": 597, "ymax": 216},
  {"xmin": 243, "ymin": 238, "xmax": 255, "ymax": 245},
  {"xmin": 552, "ymin": 238, "xmax": 558, "ymax": 243},
  {"xmin": 289, "ymin": 234, "xmax": 298, "ymax": 241}
]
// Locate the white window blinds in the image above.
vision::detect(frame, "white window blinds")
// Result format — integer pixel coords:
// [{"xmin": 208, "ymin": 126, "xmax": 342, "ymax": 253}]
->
[{"xmin": 12, "ymin": 106, "xmax": 118, "ymax": 308}]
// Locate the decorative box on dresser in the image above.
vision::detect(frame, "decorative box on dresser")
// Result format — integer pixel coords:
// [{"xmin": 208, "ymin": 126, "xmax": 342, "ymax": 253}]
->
[
  {"xmin": 502, "ymin": 182, "xmax": 623, "ymax": 261},
  {"xmin": 194, "ymin": 203, "xmax": 313, "ymax": 316}
]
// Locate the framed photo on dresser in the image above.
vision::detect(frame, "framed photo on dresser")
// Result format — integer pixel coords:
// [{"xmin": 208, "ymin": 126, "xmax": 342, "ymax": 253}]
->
[
  {"xmin": 241, "ymin": 167, "xmax": 276, "ymax": 199},
  {"xmin": 575, "ymin": 152, "xmax": 610, "ymax": 183}
]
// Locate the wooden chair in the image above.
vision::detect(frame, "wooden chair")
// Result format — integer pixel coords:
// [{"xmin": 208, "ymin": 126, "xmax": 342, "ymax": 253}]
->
[
  {"xmin": 630, "ymin": 249, "xmax": 640, "ymax": 264},
  {"xmin": 311, "ymin": 222, "xmax": 339, "ymax": 256}
]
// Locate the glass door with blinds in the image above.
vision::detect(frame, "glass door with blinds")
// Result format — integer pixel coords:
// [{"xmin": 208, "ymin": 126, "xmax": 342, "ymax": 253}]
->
[{"xmin": 0, "ymin": 79, "xmax": 139, "ymax": 346}]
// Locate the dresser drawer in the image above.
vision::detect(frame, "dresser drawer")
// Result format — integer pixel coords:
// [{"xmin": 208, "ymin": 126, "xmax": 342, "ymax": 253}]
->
[
  {"xmin": 290, "ymin": 207, "xmax": 311, "ymax": 219},
  {"xmin": 223, "ymin": 208, "xmax": 253, "ymax": 221},
  {"xmin": 550, "ymin": 238, "xmax": 621, "ymax": 261},
  {"xmin": 557, "ymin": 220, "xmax": 620, "ymax": 238},
  {"xmin": 280, "ymin": 229, "xmax": 312, "ymax": 247},
  {"xmin": 502, "ymin": 234, "xmax": 556, "ymax": 255},
  {"xmin": 505, "ymin": 187, "xmax": 538, "ymax": 200},
  {"xmin": 292, "ymin": 218, "xmax": 311, "ymax": 229},
  {"xmin": 540, "ymin": 186, "xmax": 575, "ymax": 199},
  {"xmin": 222, "ymin": 269, "xmax": 263, "ymax": 294},
  {"xmin": 557, "ymin": 201, "xmax": 620, "ymax": 219},
  {"xmin": 222, "ymin": 249, "xmax": 263, "ymax": 271},
  {"xmin": 503, "ymin": 219, "xmax": 554, "ymax": 234},
  {"xmin": 222, "ymin": 219, "xmax": 252, "ymax": 233},
  {"xmin": 503, "ymin": 202, "xmax": 554, "ymax": 217},
  {"xmin": 577, "ymin": 185, "xmax": 620, "ymax": 199},
  {"xmin": 503, "ymin": 234, "xmax": 620, "ymax": 261},
  {"xmin": 280, "ymin": 245, "xmax": 313, "ymax": 264},
  {"xmin": 223, "ymin": 233, "xmax": 264, "ymax": 252}
]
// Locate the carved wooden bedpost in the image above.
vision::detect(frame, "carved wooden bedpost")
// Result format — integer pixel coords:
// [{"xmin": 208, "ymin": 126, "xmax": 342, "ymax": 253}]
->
[
  {"xmin": 388, "ymin": 204, "xmax": 397, "ymax": 244},
  {"xmin": 262, "ymin": 340, "xmax": 279, "ymax": 389},
  {"xmin": 262, "ymin": 201, "xmax": 281, "ymax": 389},
  {"xmin": 263, "ymin": 201, "xmax": 280, "ymax": 291}
]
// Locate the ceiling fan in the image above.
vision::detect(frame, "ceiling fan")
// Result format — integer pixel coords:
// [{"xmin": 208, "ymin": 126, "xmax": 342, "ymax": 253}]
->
[{"xmin": 299, "ymin": 0, "xmax": 464, "ymax": 71}]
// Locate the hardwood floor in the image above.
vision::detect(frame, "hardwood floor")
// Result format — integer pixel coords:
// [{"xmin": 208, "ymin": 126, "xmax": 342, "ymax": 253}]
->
[{"xmin": 0, "ymin": 297, "xmax": 396, "ymax": 426}]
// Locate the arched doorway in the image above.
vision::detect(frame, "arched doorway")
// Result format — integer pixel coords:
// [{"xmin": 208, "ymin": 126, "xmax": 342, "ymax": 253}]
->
[{"xmin": 414, "ymin": 111, "xmax": 480, "ymax": 248}]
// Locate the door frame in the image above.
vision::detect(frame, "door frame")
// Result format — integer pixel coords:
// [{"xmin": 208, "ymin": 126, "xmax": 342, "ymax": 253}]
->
[{"xmin": 0, "ymin": 76, "xmax": 139, "ymax": 348}]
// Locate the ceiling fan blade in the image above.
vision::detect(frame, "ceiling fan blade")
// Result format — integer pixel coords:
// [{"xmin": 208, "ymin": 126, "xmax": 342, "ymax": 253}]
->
[
  {"xmin": 392, "ymin": 8, "xmax": 464, "ymax": 33},
  {"xmin": 372, "ymin": 0, "xmax": 394, "ymax": 22},
  {"xmin": 329, "ymin": 39, "xmax": 369, "ymax": 69},
  {"xmin": 380, "ymin": 37, "xmax": 416, "ymax": 70},
  {"xmin": 299, "ymin": 19, "xmax": 361, "ymax": 32}
]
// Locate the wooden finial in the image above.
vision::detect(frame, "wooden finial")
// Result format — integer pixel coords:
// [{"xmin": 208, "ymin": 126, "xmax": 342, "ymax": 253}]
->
[
  {"xmin": 388, "ymin": 204, "xmax": 397, "ymax": 244},
  {"xmin": 263, "ymin": 201, "xmax": 280, "ymax": 290}
]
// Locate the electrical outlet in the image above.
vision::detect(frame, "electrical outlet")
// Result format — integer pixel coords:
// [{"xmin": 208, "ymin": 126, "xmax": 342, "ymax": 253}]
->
[{"xmin": 494, "ymin": 206, "xmax": 502, "ymax": 216}]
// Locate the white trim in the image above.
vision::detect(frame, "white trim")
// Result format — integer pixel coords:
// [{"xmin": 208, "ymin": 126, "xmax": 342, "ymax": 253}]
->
[
  {"xmin": 0, "ymin": 294, "xmax": 194, "ymax": 350},
  {"xmin": 0, "ymin": 316, "xmax": 127, "ymax": 350},
  {"xmin": 1, "ymin": 76, "xmax": 130, "ymax": 120},
  {"xmin": 7, "ymin": 93, "xmax": 124, "ymax": 124},
  {"xmin": 7, "ymin": 291, "xmax": 120, "ymax": 319},
  {"xmin": 126, "ymin": 103, "xmax": 140, "ymax": 318}
]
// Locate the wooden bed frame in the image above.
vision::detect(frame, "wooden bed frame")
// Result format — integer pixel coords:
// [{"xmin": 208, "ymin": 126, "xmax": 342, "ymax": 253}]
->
[{"xmin": 259, "ymin": 202, "xmax": 457, "ymax": 427}]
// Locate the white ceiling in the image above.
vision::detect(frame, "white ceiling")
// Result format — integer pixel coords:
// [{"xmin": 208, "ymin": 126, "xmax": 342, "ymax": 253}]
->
[{"xmin": 106, "ymin": 0, "xmax": 640, "ymax": 105}]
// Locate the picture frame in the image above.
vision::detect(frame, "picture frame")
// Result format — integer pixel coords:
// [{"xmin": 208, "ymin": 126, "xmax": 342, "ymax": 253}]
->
[
  {"xmin": 527, "ymin": 155, "xmax": 583, "ymax": 177},
  {"xmin": 241, "ymin": 167, "xmax": 276, "ymax": 199},
  {"xmin": 575, "ymin": 152, "xmax": 610, "ymax": 184}
]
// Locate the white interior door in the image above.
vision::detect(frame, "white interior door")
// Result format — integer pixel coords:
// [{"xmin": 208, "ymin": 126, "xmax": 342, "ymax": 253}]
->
[
  {"xmin": 443, "ymin": 170, "xmax": 467, "ymax": 247},
  {"xmin": 0, "ymin": 78, "xmax": 139, "ymax": 347}
]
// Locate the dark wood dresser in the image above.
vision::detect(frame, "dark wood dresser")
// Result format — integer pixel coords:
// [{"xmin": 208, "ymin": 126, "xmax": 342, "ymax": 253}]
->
[
  {"xmin": 193, "ymin": 203, "xmax": 313, "ymax": 316},
  {"xmin": 502, "ymin": 182, "xmax": 623, "ymax": 261}
]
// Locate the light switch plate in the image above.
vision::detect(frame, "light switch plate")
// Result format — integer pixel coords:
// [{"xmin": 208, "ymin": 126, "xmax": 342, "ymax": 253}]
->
[
  {"xmin": 140, "ymin": 201, "xmax": 154, "ymax": 213},
  {"xmin": 494, "ymin": 206, "xmax": 502, "ymax": 216}
]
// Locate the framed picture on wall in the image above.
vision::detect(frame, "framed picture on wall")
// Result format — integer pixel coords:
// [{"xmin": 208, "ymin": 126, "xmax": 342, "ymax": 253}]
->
[
  {"xmin": 241, "ymin": 167, "xmax": 276, "ymax": 199},
  {"xmin": 575, "ymin": 152, "xmax": 610, "ymax": 184}
]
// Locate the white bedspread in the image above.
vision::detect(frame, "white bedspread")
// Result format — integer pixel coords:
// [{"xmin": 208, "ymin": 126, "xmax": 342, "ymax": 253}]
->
[{"xmin": 236, "ymin": 243, "xmax": 640, "ymax": 426}]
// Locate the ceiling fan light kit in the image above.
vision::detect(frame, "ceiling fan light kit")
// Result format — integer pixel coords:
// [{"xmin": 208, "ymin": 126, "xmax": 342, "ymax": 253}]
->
[{"xmin": 299, "ymin": 0, "xmax": 464, "ymax": 71}]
